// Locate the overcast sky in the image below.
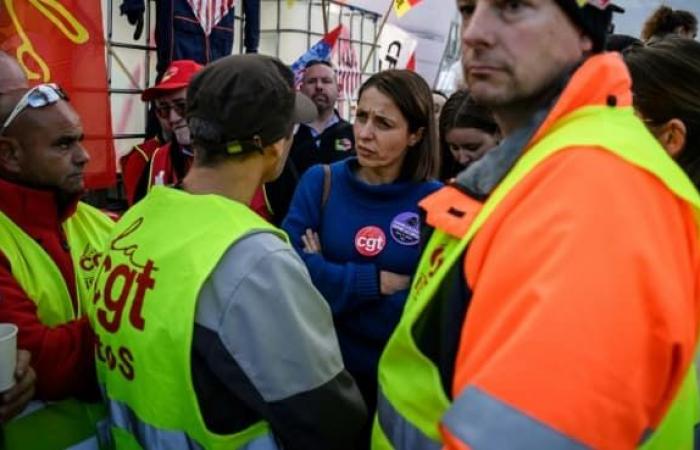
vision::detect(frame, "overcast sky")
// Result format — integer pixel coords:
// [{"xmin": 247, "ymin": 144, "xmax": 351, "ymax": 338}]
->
[{"xmin": 612, "ymin": 0, "xmax": 700, "ymax": 38}]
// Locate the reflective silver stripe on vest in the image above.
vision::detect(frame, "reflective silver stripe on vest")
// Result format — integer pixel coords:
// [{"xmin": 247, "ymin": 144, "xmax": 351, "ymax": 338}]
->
[
  {"xmin": 377, "ymin": 389, "xmax": 441, "ymax": 450},
  {"xmin": 443, "ymin": 386, "xmax": 591, "ymax": 450},
  {"xmin": 109, "ymin": 398, "xmax": 280, "ymax": 450},
  {"xmin": 109, "ymin": 398, "xmax": 204, "ymax": 450}
]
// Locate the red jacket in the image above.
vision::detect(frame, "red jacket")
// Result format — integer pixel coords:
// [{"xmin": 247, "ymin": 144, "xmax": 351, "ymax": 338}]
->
[
  {"xmin": 148, "ymin": 143, "xmax": 273, "ymax": 221},
  {"xmin": 120, "ymin": 137, "xmax": 161, "ymax": 206},
  {"xmin": 0, "ymin": 178, "xmax": 98, "ymax": 401},
  {"xmin": 148, "ymin": 142, "xmax": 191, "ymax": 189}
]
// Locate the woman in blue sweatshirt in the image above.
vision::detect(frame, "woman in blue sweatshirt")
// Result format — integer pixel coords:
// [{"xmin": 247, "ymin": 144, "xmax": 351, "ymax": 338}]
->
[{"xmin": 282, "ymin": 70, "xmax": 442, "ymax": 423}]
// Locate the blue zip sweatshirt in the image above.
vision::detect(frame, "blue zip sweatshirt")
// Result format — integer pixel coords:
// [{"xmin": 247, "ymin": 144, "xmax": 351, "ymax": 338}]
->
[{"xmin": 282, "ymin": 159, "xmax": 442, "ymax": 397}]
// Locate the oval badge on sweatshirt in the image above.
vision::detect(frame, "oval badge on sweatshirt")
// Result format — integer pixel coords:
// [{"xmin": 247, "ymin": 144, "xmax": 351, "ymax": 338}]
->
[
  {"xmin": 390, "ymin": 212, "xmax": 420, "ymax": 246},
  {"xmin": 355, "ymin": 226, "xmax": 386, "ymax": 257}
]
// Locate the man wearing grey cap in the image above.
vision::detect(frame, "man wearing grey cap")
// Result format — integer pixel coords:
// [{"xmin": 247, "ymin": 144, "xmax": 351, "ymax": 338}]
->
[{"xmin": 90, "ymin": 54, "xmax": 366, "ymax": 450}]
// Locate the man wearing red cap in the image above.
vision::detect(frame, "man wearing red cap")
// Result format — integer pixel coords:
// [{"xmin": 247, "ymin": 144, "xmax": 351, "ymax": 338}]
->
[
  {"xmin": 120, "ymin": 59, "xmax": 202, "ymax": 206},
  {"xmin": 372, "ymin": 1, "xmax": 700, "ymax": 449},
  {"xmin": 121, "ymin": 60, "xmax": 272, "ymax": 218}
]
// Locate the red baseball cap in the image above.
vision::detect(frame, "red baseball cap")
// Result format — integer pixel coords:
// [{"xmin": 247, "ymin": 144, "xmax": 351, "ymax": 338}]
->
[{"xmin": 141, "ymin": 60, "xmax": 203, "ymax": 101}]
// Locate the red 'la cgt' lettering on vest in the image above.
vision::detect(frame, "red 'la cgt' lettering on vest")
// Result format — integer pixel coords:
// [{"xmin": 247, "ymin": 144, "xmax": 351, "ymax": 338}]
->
[
  {"xmin": 93, "ymin": 217, "xmax": 157, "ymax": 382},
  {"xmin": 95, "ymin": 256, "xmax": 156, "ymax": 333}
]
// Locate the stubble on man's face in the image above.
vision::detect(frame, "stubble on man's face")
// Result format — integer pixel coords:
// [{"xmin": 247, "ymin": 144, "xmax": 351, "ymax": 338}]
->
[
  {"xmin": 459, "ymin": 0, "xmax": 589, "ymax": 109},
  {"xmin": 301, "ymin": 64, "xmax": 339, "ymax": 115}
]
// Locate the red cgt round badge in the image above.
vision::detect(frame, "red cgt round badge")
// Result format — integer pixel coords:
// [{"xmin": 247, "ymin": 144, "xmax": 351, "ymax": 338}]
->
[{"xmin": 355, "ymin": 226, "xmax": 386, "ymax": 257}]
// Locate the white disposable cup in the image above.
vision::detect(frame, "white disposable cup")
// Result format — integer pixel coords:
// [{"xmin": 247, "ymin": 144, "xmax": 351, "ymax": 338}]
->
[{"xmin": 0, "ymin": 323, "xmax": 18, "ymax": 392}]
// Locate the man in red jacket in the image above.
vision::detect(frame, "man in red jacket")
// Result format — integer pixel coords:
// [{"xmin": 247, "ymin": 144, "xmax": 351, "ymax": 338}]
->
[
  {"xmin": 0, "ymin": 54, "xmax": 113, "ymax": 448},
  {"xmin": 120, "ymin": 59, "xmax": 202, "ymax": 205}
]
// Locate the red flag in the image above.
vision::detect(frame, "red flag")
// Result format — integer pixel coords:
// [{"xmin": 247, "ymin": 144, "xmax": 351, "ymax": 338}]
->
[
  {"xmin": 406, "ymin": 52, "xmax": 416, "ymax": 72},
  {"xmin": 0, "ymin": 0, "xmax": 116, "ymax": 188}
]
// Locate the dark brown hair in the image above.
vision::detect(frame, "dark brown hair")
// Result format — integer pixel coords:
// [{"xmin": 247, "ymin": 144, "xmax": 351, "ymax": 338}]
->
[
  {"xmin": 438, "ymin": 90, "xmax": 499, "ymax": 180},
  {"xmin": 358, "ymin": 70, "xmax": 439, "ymax": 181},
  {"xmin": 624, "ymin": 37, "xmax": 700, "ymax": 188},
  {"xmin": 641, "ymin": 6, "xmax": 697, "ymax": 42}
]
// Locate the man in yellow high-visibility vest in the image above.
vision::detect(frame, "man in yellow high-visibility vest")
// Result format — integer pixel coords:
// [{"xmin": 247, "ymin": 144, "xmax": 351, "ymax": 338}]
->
[{"xmin": 0, "ymin": 52, "xmax": 114, "ymax": 449}]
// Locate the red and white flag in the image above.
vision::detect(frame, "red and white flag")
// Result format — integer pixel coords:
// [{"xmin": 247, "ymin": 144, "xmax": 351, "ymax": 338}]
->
[
  {"xmin": 187, "ymin": 0, "xmax": 235, "ymax": 36},
  {"xmin": 335, "ymin": 27, "xmax": 361, "ymax": 99}
]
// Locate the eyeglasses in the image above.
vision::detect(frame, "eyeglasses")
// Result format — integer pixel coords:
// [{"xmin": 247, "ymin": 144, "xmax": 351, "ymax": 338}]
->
[
  {"xmin": 154, "ymin": 100, "xmax": 187, "ymax": 119},
  {"xmin": 0, "ymin": 83, "xmax": 68, "ymax": 135}
]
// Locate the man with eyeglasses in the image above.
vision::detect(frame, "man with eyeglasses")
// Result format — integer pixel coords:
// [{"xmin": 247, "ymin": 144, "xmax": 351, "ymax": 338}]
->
[
  {"xmin": 0, "ymin": 75, "xmax": 114, "ymax": 447},
  {"xmin": 120, "ymin": 59, "xmax": 202, "ymax": 207},
  {"xmin": 124, "ymin": 59, "xmax": 272, "ymax": 220}
]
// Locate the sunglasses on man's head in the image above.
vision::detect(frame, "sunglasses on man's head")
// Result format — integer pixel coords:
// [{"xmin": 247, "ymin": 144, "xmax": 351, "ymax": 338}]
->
[{"xmin": 0, "ymin": 83, "xmax": 68, "ymax": 135}]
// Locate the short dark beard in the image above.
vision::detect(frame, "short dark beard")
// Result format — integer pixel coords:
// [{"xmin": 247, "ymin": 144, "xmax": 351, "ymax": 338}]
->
[{"xmin": 488, "ymin": 60, "xmax": 582, "ymax": 137}]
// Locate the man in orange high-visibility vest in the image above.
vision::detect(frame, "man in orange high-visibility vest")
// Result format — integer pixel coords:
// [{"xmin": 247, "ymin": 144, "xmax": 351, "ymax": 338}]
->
[{"xmin": 373, "ymin": 1, "xmax": 700, "ymax": 449}]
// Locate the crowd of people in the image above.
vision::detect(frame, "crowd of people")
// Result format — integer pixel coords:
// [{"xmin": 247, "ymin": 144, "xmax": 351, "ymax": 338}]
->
[{"xmin": 1, "ymin": 0, "xmax": 700, "ymax": 449}]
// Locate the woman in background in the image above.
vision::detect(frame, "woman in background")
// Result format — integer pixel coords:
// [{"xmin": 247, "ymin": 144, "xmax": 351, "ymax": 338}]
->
[
  {"xmin": 624, "ymin": 37, "xmax": 700, "ymax": 189},
  {"xmin": 641, "ymin": 5, "xmax": 697, "ymax": 43},
  {"xmin": 438, "ymin": 90, "xmax": 500, "ymax": 181}
]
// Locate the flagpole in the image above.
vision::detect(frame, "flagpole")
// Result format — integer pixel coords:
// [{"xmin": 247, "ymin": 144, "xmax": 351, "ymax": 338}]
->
[
  {"xmin": 107, "ymin": 45, "xmax": 140, "ymax": 90},
  {"xmin": 321, "ymin": 0, "xmax": 329, "ymax": 34},
  {"xmin": 361, "ymin": 0, "xmax": 394, "ymax": 74}
]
